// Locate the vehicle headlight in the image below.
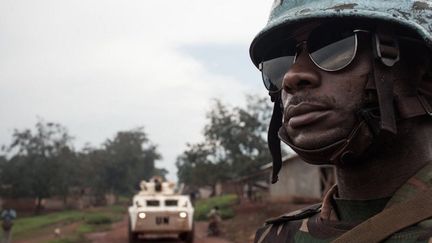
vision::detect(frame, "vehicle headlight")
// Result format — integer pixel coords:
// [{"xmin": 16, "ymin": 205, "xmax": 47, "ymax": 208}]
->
[
  {"xmin": 138, "ymin": 212, "xmax": 146, "ymax": 219},
  {"xmin": 179, "ymin": 212, "xmax": 187, "ymax": 218}
]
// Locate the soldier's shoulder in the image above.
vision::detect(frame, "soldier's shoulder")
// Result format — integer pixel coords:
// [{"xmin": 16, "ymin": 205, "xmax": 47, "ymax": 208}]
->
[
  {"xmin": 254, "ymin": 203, "xmax": 321, "ymax": 243},
  {"xmin": 265, "ymin": 203, "xmax": 322, "ymax": 225}
]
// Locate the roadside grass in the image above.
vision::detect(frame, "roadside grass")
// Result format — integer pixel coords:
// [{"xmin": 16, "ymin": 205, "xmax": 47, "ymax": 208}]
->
[
  {"xmin": 45, "ymin": 222, "xmax": 114, "ymax": 243},
  {"xmin": 10, "ymin": 205, "xmax": 126, "ymax": 242},
  {"xmin": 194, "ymin": 194, "xmax": 238, "ymax": 221},
  {"xmin": 12, "ymin": 211, "xmax": 85, "ymax": 237}
]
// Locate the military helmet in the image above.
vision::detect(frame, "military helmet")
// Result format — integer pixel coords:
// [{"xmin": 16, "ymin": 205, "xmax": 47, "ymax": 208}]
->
[{"xmin": 250, "ymin": 0, "xmax": 432, "ymax": 67}]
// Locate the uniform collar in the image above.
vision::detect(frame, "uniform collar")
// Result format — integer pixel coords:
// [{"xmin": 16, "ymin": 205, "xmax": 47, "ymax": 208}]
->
[{"xmin": 320, "ymin": 162, "xmax": 432, "ymax": 222}]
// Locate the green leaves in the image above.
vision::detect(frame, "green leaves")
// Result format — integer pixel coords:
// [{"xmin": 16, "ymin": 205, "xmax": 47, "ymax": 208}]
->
[
  {"xmin": 0, "ymin": 122, "xmax": 162, "ymax": 210},
  {"xmin": 79, "ymin": 128, "xmax": 162, "ymax": 197},
  {"xmin": 0, "ymin": 120, "xmax": 75, "ymax": 210},
  {"xmin": 176, "ymin": 95, "xmax": 272, "ymax": 187}
]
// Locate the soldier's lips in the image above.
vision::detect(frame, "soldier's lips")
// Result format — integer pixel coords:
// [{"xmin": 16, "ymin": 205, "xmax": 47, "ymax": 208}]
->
[{"xmin": 286, "ymin": 102, "xmax": 332, "ymax": 128}]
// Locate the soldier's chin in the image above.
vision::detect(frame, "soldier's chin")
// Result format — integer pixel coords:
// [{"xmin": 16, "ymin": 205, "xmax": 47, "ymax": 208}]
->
[
  {"xmin": 287, "ymin": 129, "xmax": 346, "ymax": 151},
  {"xmin": 290, "ymin": 136, "xmax": 328, "ymax": 150}
]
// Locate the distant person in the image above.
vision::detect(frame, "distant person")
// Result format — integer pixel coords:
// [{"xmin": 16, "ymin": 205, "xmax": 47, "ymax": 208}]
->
[
  {"xmin": 1, "ymin": 208, "xmax": 16, "ymax": 243},
  {"xmin": 153, "ymin": 177, "xmax": 162, "ymax": 192},
  {"xmin": 189, "ymin": 191, "xmax": 197, "ymax": 206},
  {"xmin": 207, "ymin": 206, "xmax": 221, "ymax": 236},
  {"xmin": 250, "ymin": 0, "xmax": 432, "ymax": 242}
]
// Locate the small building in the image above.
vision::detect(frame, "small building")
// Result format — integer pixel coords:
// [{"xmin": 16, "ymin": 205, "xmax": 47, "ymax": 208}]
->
[
  {"xmin": 263, "ymin": 154, "xmax": 335, "ymax": 202},
  {"xmin": 190, "ymin": 153, "xmax": 335, "ymax": 203},
  {"xmin": 216, "ymin": 170, "xmax": 270, "ymax": 203}
]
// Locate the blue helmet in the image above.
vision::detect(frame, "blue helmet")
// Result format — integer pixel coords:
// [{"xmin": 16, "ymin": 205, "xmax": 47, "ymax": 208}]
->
[{"xmin": 250, "ymin": 0, "xmax": 432, "ymax": 67}]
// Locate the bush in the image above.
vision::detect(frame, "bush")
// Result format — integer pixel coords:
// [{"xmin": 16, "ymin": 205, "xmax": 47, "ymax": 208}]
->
[
  {"xmin": 85, "ymin": 214, "xmax": 112, "ymax": 225},
  {"xmin": 194, "ymin": 194, "xmax": 237, "ymax": 221}
]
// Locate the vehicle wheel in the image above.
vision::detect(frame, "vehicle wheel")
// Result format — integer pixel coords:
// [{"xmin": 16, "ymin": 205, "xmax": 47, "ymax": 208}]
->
[
  {"xmin": 128, "ymin": 218, "xmax": 140, "ymax": 243},
  {"xmin": 180, "ymin": 226, "xmax": 194, "ymax": 243},
  {"xmin": 185, "ymin": 231, "xmax": 194, "ymax": 243}
]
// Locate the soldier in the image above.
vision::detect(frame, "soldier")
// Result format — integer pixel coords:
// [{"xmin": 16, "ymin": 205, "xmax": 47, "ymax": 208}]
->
[{"xmin": 249, "ymin": 1, "xmax": 432, "ymax": 242}]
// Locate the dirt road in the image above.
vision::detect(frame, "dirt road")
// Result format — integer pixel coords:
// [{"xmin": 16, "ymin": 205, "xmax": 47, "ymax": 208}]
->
[{"xmin": 86, "ymin": 217, "xmax": 231, "ymax": 243}]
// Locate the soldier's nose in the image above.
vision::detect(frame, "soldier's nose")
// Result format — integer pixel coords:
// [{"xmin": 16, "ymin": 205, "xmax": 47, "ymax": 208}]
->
[{"xmin": 282, "ymin": 51, "xmax": 321, "ymax": 93}]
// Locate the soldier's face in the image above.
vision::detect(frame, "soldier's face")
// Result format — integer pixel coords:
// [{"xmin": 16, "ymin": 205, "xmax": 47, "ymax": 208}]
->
[{"xmin": 281, "ymin": 26, "xmax": 372, "ymax": 150}]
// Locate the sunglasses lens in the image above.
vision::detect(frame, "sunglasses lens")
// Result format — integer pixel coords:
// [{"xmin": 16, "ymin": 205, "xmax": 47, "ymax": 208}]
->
[
  {"xmin": 261, "ymin": 55, "xmax": 295, "ymax": 91},
  {"xmin": 259, "ymin": 24, "xmax": 359, "ymax": 91},
  {"xmin": 309, "ymin": 30, "xmax": 357, "ymax": 71}
]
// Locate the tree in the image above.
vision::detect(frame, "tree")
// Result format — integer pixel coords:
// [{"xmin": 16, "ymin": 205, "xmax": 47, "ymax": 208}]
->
[
  {"xmin": 176, "ymin": 143, "xmax": 229, "ymax": 188},
  {"xmin": 0, "ymin": 121, "xmax": 166, "ymax": 208},
  {"xmin": 176, "ymin": 95, "xmax": 272, "ymax": 187},
  {"xmin": 153, "ymin": 168, "xmax": 169, "ymax": 180},
  {"xmin": 1, "ymin": 120, "xmax": 76, "ymax": 212},
  {"xmin": 81, "ymin": 127, "xmax": 162, "ymax": 198}
]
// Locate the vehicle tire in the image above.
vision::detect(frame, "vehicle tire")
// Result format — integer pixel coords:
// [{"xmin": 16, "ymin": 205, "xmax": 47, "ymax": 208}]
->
[
  {"xmin": 185, "ymin": 231, "xmax": 194, "ymax": 243},
  {"xmin": 180, "ymin": 225, "xmax": 194, "ymax": 243},
  {"xmin": 128, "ymin": 218, "xmax": 140, "ymax": 243}
]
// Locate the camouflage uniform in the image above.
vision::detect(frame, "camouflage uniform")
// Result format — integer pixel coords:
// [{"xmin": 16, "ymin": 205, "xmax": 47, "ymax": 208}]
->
[{"xmin": 255, "ymin": 163, "xmax": 432, "ymax": 243}]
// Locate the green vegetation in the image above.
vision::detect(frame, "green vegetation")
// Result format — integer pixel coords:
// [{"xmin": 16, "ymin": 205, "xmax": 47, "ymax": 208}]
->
[
  {"xmin": 109, "ymin": 204, "xmax": 128, "ymax": 214},
  {"xmin": 177, "ymin": 96, "xmax": 271, "ymax": 189},
  {"xmin": 0, "ymin": 120, "xmax": 165, "ymax": 211},
  {"xmin": 85, "ymin": 214, "xmax": 113, "ymax": 225},
  {"xmin": 13, "ymin": 211, "xmax": 85, "ymax": 236},
  {"xmin": 12, "ymin": 205, "xmax": 125, "ymax": 241},
  {"xmin": 76, "ymin": 223, "xmax": 96, "ymax": 234},
  {"xmin": 194, "ymin": 194, "xmax": 238, "ymax": 221}
]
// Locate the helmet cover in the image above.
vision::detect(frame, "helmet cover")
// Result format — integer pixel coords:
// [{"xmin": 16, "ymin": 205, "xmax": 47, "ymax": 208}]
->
[{"xmin": 250, "ymin": 0, "xmax": 432, "ymax": 66}]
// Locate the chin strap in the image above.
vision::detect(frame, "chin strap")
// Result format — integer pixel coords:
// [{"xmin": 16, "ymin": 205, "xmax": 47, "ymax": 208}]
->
[
  {"xmin": 267, "ymin": 91, "xmax": 282, "ymax": 184},
  {"xmin": 278, "ymin": 120, "xmax": 374, "ymax": 165}
]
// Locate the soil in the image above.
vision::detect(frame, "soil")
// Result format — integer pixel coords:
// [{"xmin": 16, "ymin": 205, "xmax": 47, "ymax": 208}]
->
[{"xmin": 86, "ymin": 217, "xmax": 230, "ymax": 243}]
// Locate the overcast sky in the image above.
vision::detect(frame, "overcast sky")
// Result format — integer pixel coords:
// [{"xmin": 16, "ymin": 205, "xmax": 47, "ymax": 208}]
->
[{"xmin": 0, "ymin": 0, "xmax": 272, "ymax": 181}]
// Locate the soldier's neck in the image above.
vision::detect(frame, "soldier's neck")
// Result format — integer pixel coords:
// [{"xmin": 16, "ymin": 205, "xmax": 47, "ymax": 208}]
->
[{"xmin": 335, "ymin": 119, "xmax": 432, "ymax": 200}]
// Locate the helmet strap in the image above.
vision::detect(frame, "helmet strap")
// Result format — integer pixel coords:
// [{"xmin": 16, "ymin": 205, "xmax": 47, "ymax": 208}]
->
[
  {"xmin": 370, "ymin": 27, "xmax": 399, "ymax": 134},
  {"xmin": 267, "ymin": 91, "xmax": 283, "ymax": 183},
  {"xmin": 278, "ymin": 120, "xmax": 374, "ymax": 165}
]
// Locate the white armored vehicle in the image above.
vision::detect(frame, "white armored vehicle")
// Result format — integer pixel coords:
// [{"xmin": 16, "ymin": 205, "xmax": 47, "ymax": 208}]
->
[{"xmin": 128, "ymin": 177, "xmax": 194, "ymax": 243}]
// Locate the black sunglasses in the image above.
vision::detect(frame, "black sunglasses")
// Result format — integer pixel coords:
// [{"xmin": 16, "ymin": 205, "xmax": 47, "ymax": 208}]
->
[{"xmin": 259, "ymin": 24, "xmax": 370, "ymax": 92}]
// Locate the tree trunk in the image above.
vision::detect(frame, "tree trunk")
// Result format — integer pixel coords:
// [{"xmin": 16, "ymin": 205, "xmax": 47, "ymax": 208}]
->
[
  {"xmin": 35, "ymin": 197, "xmax": 44, "ymax": 214},
  {"xmin": 62, "ymin": 194, "xmax": 68, "ymax": 209}
]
